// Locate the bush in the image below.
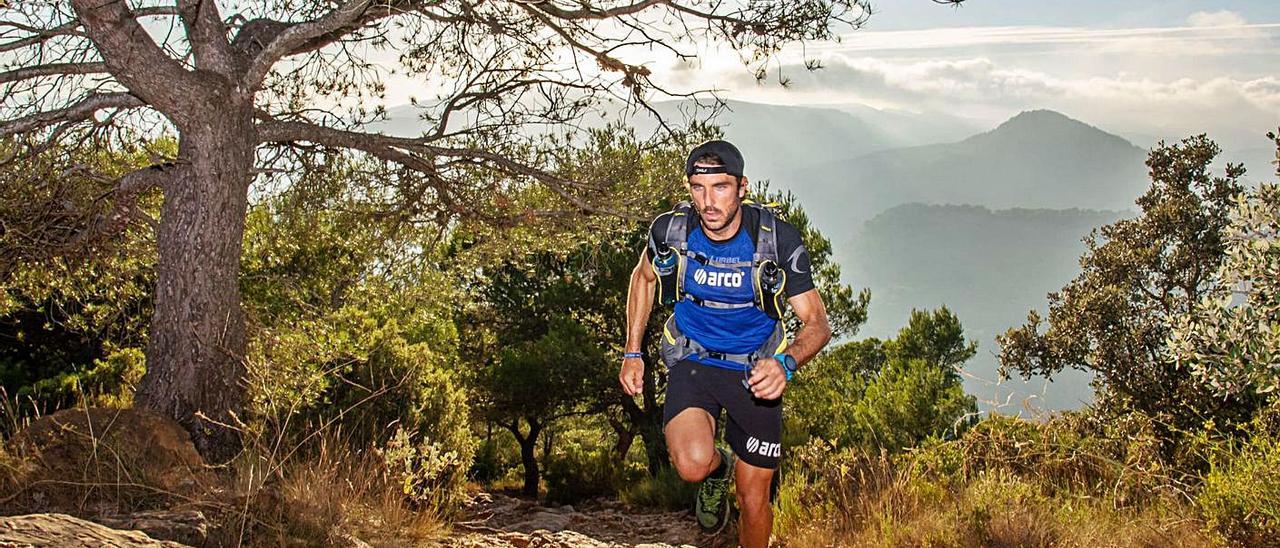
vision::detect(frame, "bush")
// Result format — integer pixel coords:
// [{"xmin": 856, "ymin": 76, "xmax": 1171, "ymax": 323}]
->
[
  {"xmin": 1199, "ymin": 428, "xmax": 1280, "ymax": 544},
  {"xmin": 544, "ymin": 442, "xmax": 641, "ymax": 504},
  {"xmin": 619, "ymin": 466, "xmax": 698, "ymax": 511},
  {"xmin": 470, "ymin": 435, "xmax": 516, "ymax": 483},
  {"xmin": 24, "ymin": 347, "xmax": 145, "ymax": 410},
  {"xmin": 379, "ymin": 427, "xmax": 470, "ymax": 514}
]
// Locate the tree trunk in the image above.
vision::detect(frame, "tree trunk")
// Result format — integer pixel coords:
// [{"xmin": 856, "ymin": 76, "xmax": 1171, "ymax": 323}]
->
[
  {"xmin": 134, "ymin": 103, "xmax": 255, "ymax": 463},
  {"xmin": 518, "ymin": 420, "xmax": 543, "ymax": 497},
  {"xmin": 613, "ymin": 426, "xmax": 635, "ymax": 461},
  {"xmin": 639, "ymin": 335, "xmax": 669, "ymax": 476},
  {"xmin": 607, "ymin": 413, "xmax": 637, "ymax": 460}
]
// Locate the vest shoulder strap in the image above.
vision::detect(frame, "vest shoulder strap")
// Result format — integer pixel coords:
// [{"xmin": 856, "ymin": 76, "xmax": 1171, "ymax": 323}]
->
[
  {"xmin": 744, "ymin": 201, "xmax": 780, "ymax": 263},
  {"xmin": 660, "ymin": 200, "xmax": 780, "ymax": 260},
  {"xmin": 664, "ymin": 201, "xmax": 695, "ymax": 250}
]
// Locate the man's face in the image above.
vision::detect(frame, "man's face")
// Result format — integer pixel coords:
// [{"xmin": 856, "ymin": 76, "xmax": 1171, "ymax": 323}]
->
[{"xmin": 687, "ymin": 170, "xmax": 747, "ymax": 232}]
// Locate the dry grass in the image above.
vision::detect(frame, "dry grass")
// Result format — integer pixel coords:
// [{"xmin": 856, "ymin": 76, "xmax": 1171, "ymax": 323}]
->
[
  {"xmin": 773, "ymin": 418, "xmax": 1222, "ymax": 548},
  {"xmin": 0, "ymin": 394, "xmax": 448, "ymax": 546},
  {"xmin": 237, "ymin": 431, "xmax": 447, "ymax": 546}
]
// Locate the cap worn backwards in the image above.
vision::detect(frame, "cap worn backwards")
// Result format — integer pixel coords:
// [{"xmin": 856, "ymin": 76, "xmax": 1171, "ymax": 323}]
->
[{"xmin": 685, "ymin": 140, "xmax": 745, "ymax": 178}]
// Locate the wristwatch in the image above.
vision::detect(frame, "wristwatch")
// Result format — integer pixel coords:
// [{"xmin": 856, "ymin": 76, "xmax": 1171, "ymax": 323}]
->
[{"xmin": 775, "ymin": 353, "xmax": 798, "ymax": 381}]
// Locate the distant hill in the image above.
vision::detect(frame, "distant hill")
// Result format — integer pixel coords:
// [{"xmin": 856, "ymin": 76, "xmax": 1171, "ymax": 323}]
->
[
  {"xmin": 780, "ymin": 109, "xmax": 1150, "ymax": 228},
  {"xmin": 637, "ymin": 100, "xmax": 899, "ymax": 179},
  {"xmin": 841, "ymin": 203, "xmax": 1132, "ymax": 412},
  {"xmin": 369, "ymin": 99, "xmax": 982, "ymax": 186}
]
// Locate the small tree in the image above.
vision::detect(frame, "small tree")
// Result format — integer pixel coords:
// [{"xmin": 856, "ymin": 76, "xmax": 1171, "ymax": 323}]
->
[
  {"xmin": 478, "ymin": 316, "xmax": 611, "ymax": 496},
  {"xmin": 788, "ymin": 306, "xmax": 976, "ymax": 451},
  {"xmin": 998, "ymin": 135, "xmax": 1247, "ymax": 437}
]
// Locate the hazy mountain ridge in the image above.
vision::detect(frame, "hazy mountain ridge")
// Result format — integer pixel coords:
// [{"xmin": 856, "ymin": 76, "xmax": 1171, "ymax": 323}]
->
[
  {"xmin": 780, "ymin": 109, "xmax": 1151, "ymax": 227},
  {"xmin": 843, "ymin": 202, "xmax": 1132, "ymax": 411}
]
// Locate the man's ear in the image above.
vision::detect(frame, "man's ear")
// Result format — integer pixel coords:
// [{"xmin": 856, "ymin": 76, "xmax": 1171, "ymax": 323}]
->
[{"xmin": 738, "ymin": 176, "xmax": 749, "ymax": 198}]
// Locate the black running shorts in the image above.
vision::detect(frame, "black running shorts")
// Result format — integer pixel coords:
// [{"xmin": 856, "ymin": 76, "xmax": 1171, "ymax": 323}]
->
[{"xmin": 662, "ymin": 358, "xmax": 783, "ymax": 469}]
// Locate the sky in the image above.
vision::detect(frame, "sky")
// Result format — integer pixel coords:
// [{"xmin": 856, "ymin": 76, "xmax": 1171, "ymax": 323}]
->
[{"xmin": 654, "ymin": 1, "xmax": 1280, "ymax": 156}]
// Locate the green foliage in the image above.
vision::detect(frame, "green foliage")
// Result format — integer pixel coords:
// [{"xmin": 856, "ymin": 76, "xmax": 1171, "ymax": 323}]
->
[
  {"xmin": 618, "ymin": 466, "xmax": 699, "ymax": 511},
  {"xmin": 784, "ymin": 338, "xmax": 881, "ymax": 447},
  {"xmin": 544, "ymin": 442, "xmax": 643, "ymax": 504},
  {"xmin": 787, "ymin": 307, "xmax": 977, "ymax": 452},
  {"xmin": 486, "ymin": 317, "xmax": 610, "ymax": 419},
  {"xmin": 1198, "ymin": 407, "xmax": 1280, "ymax": 544},
  {"xmin": 853, "ymin": 357, "xmax": 976, "ymax": 452},
  {"xmin": 1169, "ymin": 180, "xmax": 1280, "ymax": 398},
  {"xmin": 0, "ymin": 139, "xmax": 164, "ymax": 416},
  {"xmin": 379, "ymin": 427, "xmax": 470, "ymax": 514},
  {"xmin": 24, "ymin": 346, "xmax": 145, "ymax": 410},
  {"xmin": 449, "ymin": 124, "xmax": 703, "ymax": 267},
  {"xmin": 999, "ymin": 134, "xmax": 1250, "ymax": 434},
  {"xmin": 240, "ymin": 154, "xmax": 473, "ymax": 459},
  {"xmin": 470, "ymin": 435, "xmax": 517, "ymax": 483}
]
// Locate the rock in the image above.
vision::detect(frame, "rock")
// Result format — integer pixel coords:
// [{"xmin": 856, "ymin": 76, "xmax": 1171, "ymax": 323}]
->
[
  {"xmin": 498, "ymin": 531, "xmax": 531, "ymax": 547},
  {"xmin": 555, "ymin": 505, "xmax": 574, "ymax": 514},
  {"xmin": 507, "ymin": 511, "xmax": 572, "ymax": 533},
  {"xmin": 0, "ymin": 513, "xmax": 189, "ymax": 547},
  {"xmin": 5, "ymin": 408, "xmax": 214, "ymax": 513},
  {"xmin": 95, "ymin": 509, "xmax": 209, "ymax": 546}
]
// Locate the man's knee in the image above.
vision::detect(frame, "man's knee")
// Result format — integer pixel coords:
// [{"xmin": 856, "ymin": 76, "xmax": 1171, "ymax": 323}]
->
[{"xmin": 670, "ymin": 445, "xmax": 716, "ymax": 482}]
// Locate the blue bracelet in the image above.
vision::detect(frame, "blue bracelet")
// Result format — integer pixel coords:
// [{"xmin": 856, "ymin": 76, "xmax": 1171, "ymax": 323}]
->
[{"xmin": 623, "ymin": 351, "xmax": 643, "ymax": 359}]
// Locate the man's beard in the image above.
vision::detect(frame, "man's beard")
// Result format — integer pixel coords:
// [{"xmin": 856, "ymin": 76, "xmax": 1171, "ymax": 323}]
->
[{"xmin": 699, "ymin": 201, "xmax": 740, "ymax": 232}]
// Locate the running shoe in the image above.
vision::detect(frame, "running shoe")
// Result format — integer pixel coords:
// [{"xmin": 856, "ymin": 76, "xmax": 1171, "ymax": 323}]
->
[{"xmin": 695, "ymin": 446, "xmax": 734, "ymax": 534}]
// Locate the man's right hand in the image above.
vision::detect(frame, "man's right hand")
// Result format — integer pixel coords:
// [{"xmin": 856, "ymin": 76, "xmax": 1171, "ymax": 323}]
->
[{"xmin": 620, "ymin": 357, "xmax": 645, "ymax": 395}]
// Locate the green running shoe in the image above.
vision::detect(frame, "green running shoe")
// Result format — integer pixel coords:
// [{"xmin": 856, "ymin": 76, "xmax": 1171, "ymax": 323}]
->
[{"xmin": 695, "ymin": 447, "xmax": 734, "ymax": 534}]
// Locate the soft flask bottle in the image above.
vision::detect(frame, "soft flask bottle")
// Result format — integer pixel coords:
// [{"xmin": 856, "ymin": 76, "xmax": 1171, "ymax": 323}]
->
[{"xmin": 654, "ymin": 244, "xmax": 679, "ymax": 306}]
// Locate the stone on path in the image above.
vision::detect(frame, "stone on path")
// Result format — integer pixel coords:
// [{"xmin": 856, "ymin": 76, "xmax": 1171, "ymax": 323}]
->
[{"xmin": 0, "ymin": 513, "xmax": 190, "ymax": 547}]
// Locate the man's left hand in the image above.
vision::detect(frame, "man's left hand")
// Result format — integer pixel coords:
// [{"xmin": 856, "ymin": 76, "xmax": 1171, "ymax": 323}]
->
[{"xmin": 747, "ymin": 357, "xmax": 788, "ymax": 400}]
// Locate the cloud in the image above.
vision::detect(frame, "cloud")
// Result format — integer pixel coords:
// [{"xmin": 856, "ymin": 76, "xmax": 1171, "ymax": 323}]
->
[
  {"xmin": 804, "ymin": 22, "xmax": 1280, "ymax": 56},
  {"xmin": 1188, "ymin": 10, "xmax": 1248, "ymax": 28},
  {"xmin": 657, "ymin": 52, "xmax": 1280, "ymax": 148}
]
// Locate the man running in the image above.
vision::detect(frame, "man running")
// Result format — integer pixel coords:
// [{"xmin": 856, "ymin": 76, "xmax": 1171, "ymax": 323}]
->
[{"xmin": 620, "ymin": 140, "xmax": 832, "ymax": 548}]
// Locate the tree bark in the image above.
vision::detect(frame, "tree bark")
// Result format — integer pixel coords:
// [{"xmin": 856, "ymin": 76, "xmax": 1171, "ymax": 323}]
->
[
  {"xmin": 639, "ymin": 333, "xmax": 669, "ymax": 476},
  {"xmin": 134, "ymin": 102, "xmax": 255, "ymax": 463},
  {"xmin": 516, "ymin": 419, "xmax": 544, "ymax": 498}
]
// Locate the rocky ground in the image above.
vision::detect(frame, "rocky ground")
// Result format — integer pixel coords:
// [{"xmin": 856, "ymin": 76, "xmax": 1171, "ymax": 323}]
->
[
  {"xmin": 0, "ymin": 408, "xmax": 736, "ymax": 547},
  {"xmin": 0, "ymin": 492, "xmax": 730, "ymax": 547},
  {"xmin": 432, "ymin": 492, "xmax": 729, "ymax": 548}
]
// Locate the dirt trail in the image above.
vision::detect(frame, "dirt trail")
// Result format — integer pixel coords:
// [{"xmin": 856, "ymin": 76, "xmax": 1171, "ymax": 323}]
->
[{"xmin": 431, "ymin": 492, "xmax": 729, "ymax": 548}]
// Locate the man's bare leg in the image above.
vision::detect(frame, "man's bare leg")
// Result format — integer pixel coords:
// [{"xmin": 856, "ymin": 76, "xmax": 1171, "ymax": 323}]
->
[
  {"xmin": 663, "ymin": 407, "xmax": 719, "ymax": 482},
  {"xmin": 735, "ymin": 459, "xmax": 774, "ymax": 548}
]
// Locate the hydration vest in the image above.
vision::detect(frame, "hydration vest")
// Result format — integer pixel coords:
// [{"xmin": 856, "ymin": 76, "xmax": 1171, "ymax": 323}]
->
[
  {"xmin": 651, "ymin": 200, "xmax": 790, "ymax": 369},
  {"xmin": 652, "ymin": 200, "xmax": 787, "ymax": 320}
]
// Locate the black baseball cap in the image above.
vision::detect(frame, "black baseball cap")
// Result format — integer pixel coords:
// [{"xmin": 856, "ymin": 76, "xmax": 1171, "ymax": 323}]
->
[{"xmin": 685, "ymin": 140, "xmax": 744, "ymax": 178}]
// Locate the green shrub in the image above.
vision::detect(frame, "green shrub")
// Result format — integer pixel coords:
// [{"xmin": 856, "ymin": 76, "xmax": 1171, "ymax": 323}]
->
[
  {"xmin": 23, "ymin": 346, "xmax": 145, "ymax": 410},
  {"xmin": 379, "ymin": 427, "xmax": 470, "ymax": 515},
  {"xmin": 470, "ymin": 435, "xmax": 516, "ymax": 482},
  {"xmin": 619, "ymin": 466, "xmax": 698, "ymax": 511},
  {"xmin": 1198, "ymin": 430, "xmax": 1280, "ymax": 544},
  {"xmin": 544, "ymin": 442, "xmax": 641, "ymax": 504}
]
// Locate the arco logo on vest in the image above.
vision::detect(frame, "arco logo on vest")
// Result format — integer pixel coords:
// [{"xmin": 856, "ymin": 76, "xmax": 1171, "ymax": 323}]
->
[{"xmin": 694, "ymin": 268, "xmax": 743, "ymax": 288}]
